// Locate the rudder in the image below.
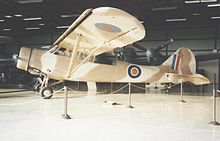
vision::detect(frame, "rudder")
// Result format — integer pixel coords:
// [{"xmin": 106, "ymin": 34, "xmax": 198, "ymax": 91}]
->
[{"xmin": 162, "ymin": 48, "xmax": 196, "ymax": 75}]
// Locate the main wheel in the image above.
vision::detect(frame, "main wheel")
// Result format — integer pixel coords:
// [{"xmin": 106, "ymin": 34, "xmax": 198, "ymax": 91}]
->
[{"xmin": 40, "ymin": 87, "xmax": 53, "ymax": 99}]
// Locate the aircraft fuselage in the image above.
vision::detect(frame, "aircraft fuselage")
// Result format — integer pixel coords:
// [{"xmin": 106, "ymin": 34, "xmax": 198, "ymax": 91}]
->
[{"xmin": 17, "ymin": 47, "xmax": 174, "ymax": 83}]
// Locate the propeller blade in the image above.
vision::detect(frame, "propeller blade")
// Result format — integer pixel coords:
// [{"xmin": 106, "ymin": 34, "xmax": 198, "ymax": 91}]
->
[
  {"xmin": 0, "ymin": 58, "xmax": 13, "ymax": 61},
  {"xmin": 132, "ymin": 42, "xmax": 147, "ymax": 51},
  {"xmin": 0, "ymin": 54, "xmax": 18, "ymax": 63},
  {"xmin": 155, "ymin": 38, "xmax": 174, "ymax": 52}
]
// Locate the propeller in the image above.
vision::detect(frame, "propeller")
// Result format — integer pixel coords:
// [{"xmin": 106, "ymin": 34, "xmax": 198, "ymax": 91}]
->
[
  {"xmin": 96, "ymin": 38, "xmax": 174, "ymax": 66},
  {"xmin": 131, "ymin": 38, "xmax": 174, "ymax": 65},
  {"xmin": 0, "ymin": 54, "xmax": 18, "ymax": 64}
]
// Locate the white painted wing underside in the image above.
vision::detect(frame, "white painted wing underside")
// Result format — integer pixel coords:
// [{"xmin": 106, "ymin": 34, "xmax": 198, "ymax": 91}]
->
[{"xmin": 56, "ymin": 7, "xmax": 146, "ymax": 56}]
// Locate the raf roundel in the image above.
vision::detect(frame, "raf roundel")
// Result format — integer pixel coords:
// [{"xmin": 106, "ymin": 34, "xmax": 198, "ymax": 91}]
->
[
  {"xmin": 95, "ymin": 23, "xmax": 121, "ymax": 33},
  {"xmin": 127, "ymin": 65, "xmax": 142, "ymax": 79}
]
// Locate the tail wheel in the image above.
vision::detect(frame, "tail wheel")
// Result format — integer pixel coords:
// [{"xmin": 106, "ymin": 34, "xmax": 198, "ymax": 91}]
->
[{"xmin": 40, "ymin": 87, "xmax": 53, "ymax": 99}]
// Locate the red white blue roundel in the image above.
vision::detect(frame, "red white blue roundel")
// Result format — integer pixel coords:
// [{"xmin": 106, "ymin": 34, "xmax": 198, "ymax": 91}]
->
[
  {"xmin": 128, "ymin": 65, "xmax": 142, "ymax": 79},
  {"xmin": 95, "ymin": 23, "xmax": 121, "ymax": 33}
]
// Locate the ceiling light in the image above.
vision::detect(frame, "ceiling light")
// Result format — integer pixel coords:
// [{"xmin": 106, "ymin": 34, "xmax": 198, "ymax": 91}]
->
[
  {"xmin": 211, "ymin": 16, "xmax": 220, "ymax": 19},
  {"xmin": 3, "ymin": 28, "xmax": 11, "ymax": 31},
  {"xmin": 208, "ymin": 3, "xmax": 220, "ymax": 7},
  {"xmin": 201, "ymin": 0, "xmax": 217, "ymax": 2},
  {"xmin": 14, "ymin": 14, "xmax": 23, "ymax": 17},
  {"xmin": 39, "ymin": 23, "xmax": 45, "ymax": 26},
  {"xmin": 17, "ymin": 0, "xmax": 43, "ymax": 4},
  {"xmin": 193, "ymin": 13, "xmax": 201, "ymax": 16},
  {"xmin": 184, "ymin": 0, "xmax": 200, "ymax": 4},
  {"xmin": 60, "ymin": 14, "xmax": 80, "ymax": 18},
  {"xmin": 5, "ymin": 15, "xmax": 12, "ymax": 18},
  {"xmin": 25, "ymin": 27, "xmax": 40, "ymax": 30},
  {"xmin": 24, "ymin": 17, "xmax": 42, "ymax": 21},
  {"xmin": 185, "ymin": 0, "xmax": 216, "ymax": 3},
  {"xmin": 152, "ymin": 6, "xmax": 177, "ymax": 11},
  {"xmin": 166, "ymin": 18, "xmax": 187, "ymax": 22},
  {"xmin": 56, "ymin": 26, "xmax": 69, "ymax": 29},
  {"xmin": 0, "ymin": 20, "xmax": 5, "ymax": 22}
]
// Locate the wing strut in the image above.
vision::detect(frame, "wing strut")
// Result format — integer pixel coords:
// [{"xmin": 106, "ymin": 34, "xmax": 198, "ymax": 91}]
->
[
  {"xmin": 66, "ymin": 34, "xmax": 81, "ymax": 78},
  {"xmin": 70, "ymin": 41, "xmax": 105, "ymax": 74},
  {"xmin": 69, "ymin": 27, "xmax": 138, "ymax": 74}
]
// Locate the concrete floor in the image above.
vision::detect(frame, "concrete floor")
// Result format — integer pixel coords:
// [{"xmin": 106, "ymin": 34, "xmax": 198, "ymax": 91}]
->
[{"xmin": 0, "ymin": 89, "xmax": 220, "ymax": 141}]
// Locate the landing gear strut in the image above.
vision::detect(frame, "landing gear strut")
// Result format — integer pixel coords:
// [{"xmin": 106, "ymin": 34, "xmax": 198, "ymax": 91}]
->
[{"xmin": 33, "ymin": 75, "xmax": 54, "ymax": 99}]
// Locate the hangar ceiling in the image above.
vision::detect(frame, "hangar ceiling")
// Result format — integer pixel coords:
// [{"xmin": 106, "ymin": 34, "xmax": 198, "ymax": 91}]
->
[{"xmin": 0, "ymin": 0, "xmax": 220, "ymax": 37}]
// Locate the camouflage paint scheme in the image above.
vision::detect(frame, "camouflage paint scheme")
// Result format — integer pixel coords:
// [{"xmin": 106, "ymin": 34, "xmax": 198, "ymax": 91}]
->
[{"xmin": 16, "ymin": 7, "xmax": 210, "ymax": 85}]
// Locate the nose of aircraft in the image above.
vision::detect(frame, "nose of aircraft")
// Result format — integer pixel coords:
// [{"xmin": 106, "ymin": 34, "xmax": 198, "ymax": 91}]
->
[{"xmin": 16, "ymin": 47, "xmax": 32, "ymax": 71}]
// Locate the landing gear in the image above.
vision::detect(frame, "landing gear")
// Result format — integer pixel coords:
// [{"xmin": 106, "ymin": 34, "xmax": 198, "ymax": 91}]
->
[
  {"xmin": 40, "ymin": 87, "xmax": 53, "ymax": 99},
  {"xmin": 33, "ymin": 75, "xmax": 54, "ymax": 99},
  {"xmin": 34, "ymin": 83, "xmax": 41, "ymax": 93}
]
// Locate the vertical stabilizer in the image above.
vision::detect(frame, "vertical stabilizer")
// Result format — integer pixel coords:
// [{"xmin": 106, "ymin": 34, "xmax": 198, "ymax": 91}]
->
[{"xmin": 162, "ymin": 48, "xmax": 196, "ymax": 75}]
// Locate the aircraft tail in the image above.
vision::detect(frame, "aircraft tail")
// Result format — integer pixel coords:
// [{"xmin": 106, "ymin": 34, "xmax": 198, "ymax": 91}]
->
[
  {"xmin": 162, "ymin": 48, "xmax": 210, "ymax": 85},
  {"xmin": 162, "ymin": 48, "xmax": 196, "ymax": 75}
]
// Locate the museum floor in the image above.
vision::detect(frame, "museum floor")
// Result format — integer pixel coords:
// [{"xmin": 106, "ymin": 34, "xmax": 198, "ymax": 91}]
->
[{"xmin": 0, "ymin": 89, "xmax": 220, "ymax": 141}]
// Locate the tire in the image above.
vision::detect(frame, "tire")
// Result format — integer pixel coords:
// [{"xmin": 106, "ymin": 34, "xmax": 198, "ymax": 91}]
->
[{"xmin": 40, "ymin": 87, "xmax": 53, "ymax": 99}]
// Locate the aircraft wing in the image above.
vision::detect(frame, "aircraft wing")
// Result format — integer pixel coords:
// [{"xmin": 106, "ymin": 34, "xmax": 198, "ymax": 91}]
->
[{"xmin": 53, "ymin": 7, "xmax": 145, "ymax": 56}]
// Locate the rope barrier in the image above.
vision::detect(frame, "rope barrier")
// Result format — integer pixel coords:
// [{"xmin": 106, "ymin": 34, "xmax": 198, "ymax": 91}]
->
[{"xmin": 110, "ymin": 84, "xmax": 129, "ymax": 94}]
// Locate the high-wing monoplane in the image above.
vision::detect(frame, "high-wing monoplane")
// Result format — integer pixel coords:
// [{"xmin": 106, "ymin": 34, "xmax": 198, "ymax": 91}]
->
[{"xmin": 16, "ymin": 7, "xmax": 210, "ymax": 98}]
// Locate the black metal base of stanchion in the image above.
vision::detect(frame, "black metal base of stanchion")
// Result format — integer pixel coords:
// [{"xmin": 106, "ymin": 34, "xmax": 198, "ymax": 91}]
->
[
  {"xmin": 179, "ymin": 100, "xmax": 186, "ymax": 103},
  {"xmin": 62, "ymin": 114, "xmax": 71, "ymax": 119},
  {"xmin": 209, "ymin": 121, "xmax": 220, "ymax": 126},
  {"xmin": 104, "ymin": 100, "xmax": 119, "ymax": 105},
  {"xmin": 127, "ymin": 105, "xmax": 134, "ymax": 109}
]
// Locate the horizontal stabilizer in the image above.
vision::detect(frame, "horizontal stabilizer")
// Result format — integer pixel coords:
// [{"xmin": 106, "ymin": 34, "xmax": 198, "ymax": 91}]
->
[{"xmin": 166, "ymin": 73, "xmax": 210, "ymax": 85}]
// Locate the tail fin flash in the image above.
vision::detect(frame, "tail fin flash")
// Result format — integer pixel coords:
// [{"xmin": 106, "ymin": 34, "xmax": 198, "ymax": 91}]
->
[
  {"xmin": 162, "ymin": 48, "xmax": 196, "ymax": 75},
  {"xmin": 171, "ymin": 53, "xmax": 181, "ymax": 71}
]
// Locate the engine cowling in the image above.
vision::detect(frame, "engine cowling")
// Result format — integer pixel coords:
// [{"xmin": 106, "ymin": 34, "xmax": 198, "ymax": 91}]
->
[{"xmin": 17, "ymin": 47, "xmax": 32, "ymax": 71}]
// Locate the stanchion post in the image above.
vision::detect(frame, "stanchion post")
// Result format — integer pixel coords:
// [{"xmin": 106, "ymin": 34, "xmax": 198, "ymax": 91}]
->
[
  {"xmin": 127, "ymin": 83, "xmax": 134, "ymax": 108},
  {"xmin": 209, "ymin": 73, "xmax": 220, "ymax": 125},
  {"xmin": 62, "ymin": 81, "xmax": 71, "ymax": 119},
  {"xmin": 111, "ymin": 82, "xmax": 113, "ymax": 94},
  {"xmin": 179, "ymin": 81, "xmax": 186, "ymax": 103}
]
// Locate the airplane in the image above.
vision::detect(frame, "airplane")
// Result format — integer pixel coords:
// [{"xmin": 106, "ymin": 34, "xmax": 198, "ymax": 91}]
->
[
  {"xmin": 95, "ymin": 38, "xmax": 173, "ymax": 66},
  {"xmin": 117, "ymin": 38, "xmax": 174, "ymax": 66},
  {"xmin": 106, "ymin": 39, "xmax": 220, "ymax": 67},
  {"xmin": 15, "ymin": 7, "xmax": 210, "ymax": 98}
]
